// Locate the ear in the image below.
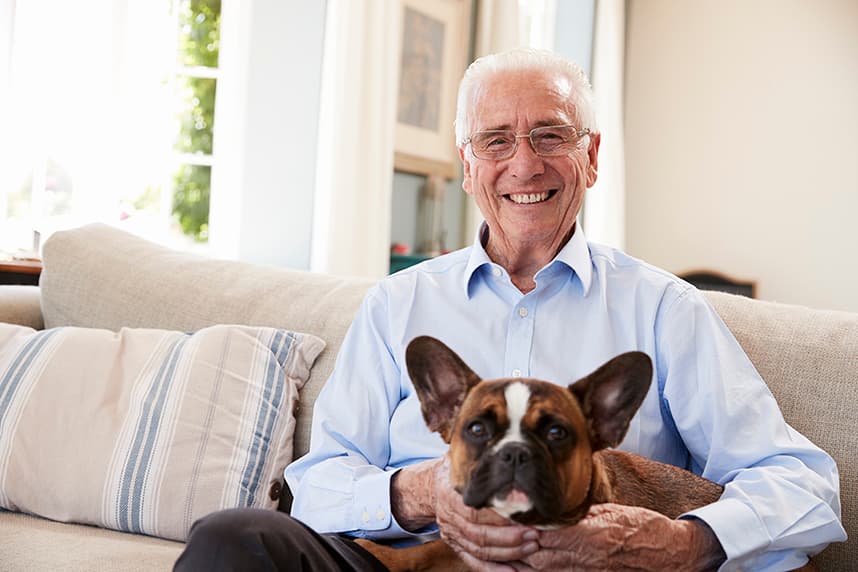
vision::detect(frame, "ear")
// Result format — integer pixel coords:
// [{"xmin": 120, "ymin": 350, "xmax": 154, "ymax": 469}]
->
[
  {"xmin": 406, "ymin": 336, "xmax": 482, "ymax": 442},
  {"xmin": 568, "ymin": 351, "xmax": 652, "ymax": 450},
  {"xmin": 585, "ymin": 132, "xmax": 600, "ymax": 188},
  {"xmin": 458, "ymin": 146, "xmax": 474, "ymax": 196}
]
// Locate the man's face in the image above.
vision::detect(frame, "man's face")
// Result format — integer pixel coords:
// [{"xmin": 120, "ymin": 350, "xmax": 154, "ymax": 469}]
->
[{"xmin": 460, "ymin": 69, "xmax": 599, "ymax": 254}]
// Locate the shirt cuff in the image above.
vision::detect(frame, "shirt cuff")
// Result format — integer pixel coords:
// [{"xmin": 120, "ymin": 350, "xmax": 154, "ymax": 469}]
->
[
  {"xmin": 681, "ymin": 497, "xmax": 769, "ymax": 571},
  {"xmin": 352, "ymin": 467, "xmax": 439, "ymax": 540}
]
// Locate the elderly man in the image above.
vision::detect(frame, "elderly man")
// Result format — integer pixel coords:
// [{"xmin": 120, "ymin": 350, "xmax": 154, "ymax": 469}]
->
[{"xmin": 175, "ymin": 49, "xmax": 845, "ymax": 571}]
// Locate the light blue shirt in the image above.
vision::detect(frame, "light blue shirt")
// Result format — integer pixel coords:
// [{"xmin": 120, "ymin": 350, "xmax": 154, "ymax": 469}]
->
[{"xmin": 286, "ymin": 227, "xmax": 846, "ymax": 571}]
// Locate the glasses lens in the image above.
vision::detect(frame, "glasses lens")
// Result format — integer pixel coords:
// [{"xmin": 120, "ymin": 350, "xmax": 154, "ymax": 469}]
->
[
  {"xmin": 531, "ymin": 125, "xmax": 584, "ymax": 156},
  {"xmin": 470, "ymin": 131, "xmax": 516, "ymax": 159}
]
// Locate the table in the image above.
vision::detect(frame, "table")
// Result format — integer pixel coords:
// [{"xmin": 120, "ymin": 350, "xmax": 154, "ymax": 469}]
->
[{"xmin": 0, "ymin": 258, "xmax": 42, "ymax": 286}]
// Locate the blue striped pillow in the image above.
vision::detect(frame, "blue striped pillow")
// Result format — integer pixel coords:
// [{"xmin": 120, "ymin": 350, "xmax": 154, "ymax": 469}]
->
[{"xmin": 0, "ymin": 323, "xmax": 324, "ymax": 541}]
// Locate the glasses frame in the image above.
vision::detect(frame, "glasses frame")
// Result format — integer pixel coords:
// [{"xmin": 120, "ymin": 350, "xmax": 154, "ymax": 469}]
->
[{"xmin": 464, "ymin": 124, "xmax": 591, "ymax": 160}]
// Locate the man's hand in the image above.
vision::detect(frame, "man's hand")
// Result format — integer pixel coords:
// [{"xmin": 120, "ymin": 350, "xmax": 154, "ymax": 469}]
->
[
  {"xmin": 391, "ymin": 456, "xmax": 539, "ymax": 570},
  {"xmin": 516, "ymin": 503, "xmax": 726, "ymax": 572}
]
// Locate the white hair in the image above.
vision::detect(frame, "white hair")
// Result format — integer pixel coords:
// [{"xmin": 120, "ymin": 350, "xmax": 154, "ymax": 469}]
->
[{"xmin": 454, "ymin": 48, "xmax": 598, "ymax": 147}]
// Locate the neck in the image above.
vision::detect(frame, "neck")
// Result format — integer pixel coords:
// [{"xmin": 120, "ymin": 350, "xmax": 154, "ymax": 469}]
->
[{"xmin": 484, "ymin": 224, "xmax": 576, "ymax": 293}]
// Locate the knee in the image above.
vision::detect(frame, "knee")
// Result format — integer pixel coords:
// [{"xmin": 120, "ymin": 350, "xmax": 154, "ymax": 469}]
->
[
  {"xmin": 187, "ymin": 508, "xmax": 248, "ymax": 544},
  {"xmin": 177, "ymin": 508, "xmax": 295, "ymax": 571},
  {"xmin": 187, "ymin": 508, "xmax": 290, "ymax": 547}
]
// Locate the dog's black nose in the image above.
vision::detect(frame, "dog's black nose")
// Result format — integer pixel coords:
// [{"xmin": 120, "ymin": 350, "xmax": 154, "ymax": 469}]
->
[{"xmin": 498, "ymin": 443, "xmax": 531, "ymax": 467}]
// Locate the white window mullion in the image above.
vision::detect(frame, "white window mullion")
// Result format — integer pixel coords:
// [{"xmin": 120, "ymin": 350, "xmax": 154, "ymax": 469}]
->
[
  {"xmin": 178, "ymin": 65, "xmax": 220, "ymax": 80},
  {"xmin": 175, "ymin": 152, "xmax": 215, "ymax": 167}
]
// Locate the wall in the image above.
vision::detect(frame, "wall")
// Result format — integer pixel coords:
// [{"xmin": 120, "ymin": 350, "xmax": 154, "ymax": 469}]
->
[
  {"xmin": 625, "ymin": 0, "xmax": 858, "ymax": 312},
  {"xmin": 209, "ymin": 0, "xmax": 326, "ymax": 269}
]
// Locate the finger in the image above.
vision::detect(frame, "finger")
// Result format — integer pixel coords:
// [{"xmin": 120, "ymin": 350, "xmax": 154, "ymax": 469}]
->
[
  {"xmin": 448, "ymin": 512, "xmax": 537, "ymax": 549},
  {"xmin": 458, "ymin": 551, "xmax": 518, "ymax": 572},
  {"xmin": 452, "ymin": 531, "xmax": 539, "ymax": 563}
]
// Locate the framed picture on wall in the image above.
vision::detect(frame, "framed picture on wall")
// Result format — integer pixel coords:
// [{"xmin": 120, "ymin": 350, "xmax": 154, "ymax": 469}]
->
[{"xmin": 393, "ymin": 0, "xmax": 471, "ymax": 180}]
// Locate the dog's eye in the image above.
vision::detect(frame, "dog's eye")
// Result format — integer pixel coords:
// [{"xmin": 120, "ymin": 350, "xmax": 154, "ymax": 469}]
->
[
  {"xmin": 467, "ymin": 421, "xmax": 488, "ymax": 439},
  {"xmin": 546, "ymin": 425, "xmax": 568, "ymax": 441}
]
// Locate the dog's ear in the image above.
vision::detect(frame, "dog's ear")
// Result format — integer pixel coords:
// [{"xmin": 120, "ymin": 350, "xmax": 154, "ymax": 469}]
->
[
  {"xmin": 406, "ymin": 336, "xmax": 482, "ymax": 443},
  {"xmin": 568, "ymin": 351, "xmax": 652, "ymax": 450}
]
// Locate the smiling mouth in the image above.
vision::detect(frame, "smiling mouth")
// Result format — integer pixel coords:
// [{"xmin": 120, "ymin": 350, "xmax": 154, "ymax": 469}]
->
[{"xmin": 504, "ymin": 189, "xmax": 558, "ymax": 204}]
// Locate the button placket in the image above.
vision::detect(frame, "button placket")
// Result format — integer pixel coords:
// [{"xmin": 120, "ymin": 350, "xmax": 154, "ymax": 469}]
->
[{"xmin": 505, "ymin": 298, "xmax": 535, "ymax": 378}]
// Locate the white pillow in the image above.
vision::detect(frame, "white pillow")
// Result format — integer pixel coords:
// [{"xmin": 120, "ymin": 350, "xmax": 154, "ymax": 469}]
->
[{"xmin": 0, "ymin": 323, "xmax": 324, "ymax": 541}]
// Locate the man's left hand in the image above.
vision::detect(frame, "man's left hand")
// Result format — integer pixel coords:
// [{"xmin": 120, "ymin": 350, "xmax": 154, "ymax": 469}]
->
[{"xmin": 510, "ymin": 503, "xmax": 726, "ymax": 572}]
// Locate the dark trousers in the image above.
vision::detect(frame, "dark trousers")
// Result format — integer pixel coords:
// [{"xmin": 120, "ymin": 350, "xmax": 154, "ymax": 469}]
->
[{"xmin": 173, "ymin": 508, "xmax": 389, "ymax": 572}]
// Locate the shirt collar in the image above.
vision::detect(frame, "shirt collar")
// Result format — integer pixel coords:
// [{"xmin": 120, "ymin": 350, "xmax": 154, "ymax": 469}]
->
[{"xmin": 462, "ymin": 222, "xmax": 593, "ymax": 297}]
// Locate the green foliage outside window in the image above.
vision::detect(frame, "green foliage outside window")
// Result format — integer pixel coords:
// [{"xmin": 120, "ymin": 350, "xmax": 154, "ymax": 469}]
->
[
  {"xmin": 172, "ymin": 0, "xmax": 220, "ymax": 242},
  {"xmin": 173, "ymin": 164, "xmax": 211, "ymax": 241}
]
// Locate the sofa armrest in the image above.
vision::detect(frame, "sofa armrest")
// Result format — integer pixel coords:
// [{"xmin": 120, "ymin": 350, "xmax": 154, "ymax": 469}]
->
[{"xmin": 0, "ymin": 285, "xmax": 44, "ymax": 329}]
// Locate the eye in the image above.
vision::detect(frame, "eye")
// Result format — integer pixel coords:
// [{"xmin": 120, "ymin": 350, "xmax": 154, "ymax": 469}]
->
[
  {"xmin": 473, "ymin": 132, "xmax": 514, "ymax": 151},
  {"xmin": 468, "ymin": 421, "xmax": 489, "ymax": 439},
  {"xmin": 535, "ymin": 131, "xmax": 565, "ymax": 142},
  {"xmin": 486, "ymin": 136, "xmax": 512, "ymax": 147},
  {"xmin": 532, "ymin": 126, "xmax": 579, "ymax": 155},
  {"xmin": 546, "ymin": 425, "xmax": 568, "ymax": 441},
  {"xmin": 467, "ymin": 420, "xmax": 490, "ymax": 441}
]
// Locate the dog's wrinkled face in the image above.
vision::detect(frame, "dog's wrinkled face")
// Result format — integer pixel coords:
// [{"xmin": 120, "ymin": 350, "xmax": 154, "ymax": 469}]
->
[
  {"xmin": 406, "ymin": 336, "xmax": 652, "ymax": 526},
  {"xmin": 447, "ymin": 378, "xmax": 594, "ymax": 525}
]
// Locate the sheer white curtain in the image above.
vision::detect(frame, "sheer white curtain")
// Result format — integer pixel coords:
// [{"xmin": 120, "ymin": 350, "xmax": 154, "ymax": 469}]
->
[
  {"xmin": 585, "ymin": 0, "xmax": 626, "ymax": 249},
  {"xmin": 310, "ymin": 0, "xmax": 400, "ymax": 278}
]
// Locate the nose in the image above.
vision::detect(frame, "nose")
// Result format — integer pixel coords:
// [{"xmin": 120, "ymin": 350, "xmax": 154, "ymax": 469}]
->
[
  {"xmin": 508, "ymin": 136, "xmax": 545, "ymax": 180},
  {"xmin": 498, "ymin": 443, "xmax": 532, "ymax": 468}
]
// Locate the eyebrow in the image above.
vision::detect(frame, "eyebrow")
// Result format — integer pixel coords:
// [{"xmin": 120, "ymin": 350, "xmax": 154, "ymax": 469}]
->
[{"xmin": 477, "ymin": 119, "xmax": 571, "ymax": 132}]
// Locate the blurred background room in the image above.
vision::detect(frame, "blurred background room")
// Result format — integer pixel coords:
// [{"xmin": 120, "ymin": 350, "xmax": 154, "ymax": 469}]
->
[{"xmin": 0, "ymin": 0, "xmax": 856, "ymax": 311}]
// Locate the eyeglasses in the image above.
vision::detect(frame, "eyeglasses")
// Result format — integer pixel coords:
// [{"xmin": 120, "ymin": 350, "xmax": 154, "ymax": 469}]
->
[{"xmin": 464, "ymin": 124, "xmax": 591, "ymax": 160}]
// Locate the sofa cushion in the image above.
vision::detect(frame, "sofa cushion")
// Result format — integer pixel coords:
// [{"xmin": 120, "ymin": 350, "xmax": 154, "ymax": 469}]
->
[
  {"xmin": 0, "ymin": 511, "xmax": 183, "ymax": 570},
  {"xmin": 0, "ymin": 323, "xmax": 324, "ymax": 541},
  {"xmin": 0, "ymin": 285, "xmax": 44, "ymax": 330},
  {"xmin": 39, "ymin": 223, "xmax": 375, "ymax": 460}
]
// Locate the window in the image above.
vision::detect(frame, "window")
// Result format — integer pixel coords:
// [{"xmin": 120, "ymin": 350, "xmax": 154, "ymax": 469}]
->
[{"xmin": 0, "ymin": 0, "xmax": 221, "ymax": 257}]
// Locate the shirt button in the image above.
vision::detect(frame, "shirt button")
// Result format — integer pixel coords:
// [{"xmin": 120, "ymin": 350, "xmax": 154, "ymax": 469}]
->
[
  {"xmin": 518, "ymin": 307, "xmax": 528, "ymax": 317},
  {"xmin": 512, "ymin": 369, "xmax": 521, "ymax": 377},
  {"xmin": 376, "ymin": 509, "xmax": 386, "ymax": 520},
  {"xmin": 362, "ymin": 511, "xmax": 370, "ymax": 524},
  {"xmin": 492, "ymin": 267, "xmax": 502, "ymax": 277}
]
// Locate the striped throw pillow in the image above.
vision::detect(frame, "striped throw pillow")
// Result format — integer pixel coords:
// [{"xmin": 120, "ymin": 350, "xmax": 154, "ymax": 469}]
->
[{"xmin": 0, "ymin": 323, "xmax": 324, "ymax": 541}]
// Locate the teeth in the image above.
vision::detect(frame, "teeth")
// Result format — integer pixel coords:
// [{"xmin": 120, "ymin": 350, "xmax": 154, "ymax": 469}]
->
[{"xmin": 509, "ymin": 192, "xmax": 550, "ymax": 204}]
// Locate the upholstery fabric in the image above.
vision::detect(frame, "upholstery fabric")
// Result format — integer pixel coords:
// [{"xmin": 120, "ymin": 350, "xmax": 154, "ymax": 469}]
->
[
  {"xmin": 0, "ymin": 511, "xmax": 183, "ymax": 571},
  {"xmin": 0, "ymin": 322, "xmax": 323, "ymax": 541},
  {"xmin": 39, "ymin": 223, "xmax": 375, "ymax": 460},
  {"xmin": 705, "ymin": 291, "xmax": 858, "ymax": 571},
  {"xmin": 0, "ymin": 285, "xmax": 44, "ymax": 330}
]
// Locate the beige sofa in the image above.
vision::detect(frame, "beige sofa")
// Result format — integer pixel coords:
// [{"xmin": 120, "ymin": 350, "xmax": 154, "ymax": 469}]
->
[{"xmin": 0, "ymin": 223, "xmax": 854, "ymax": 571}]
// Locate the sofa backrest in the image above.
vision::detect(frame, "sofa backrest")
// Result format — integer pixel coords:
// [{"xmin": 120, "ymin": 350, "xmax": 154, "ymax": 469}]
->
[
  {"xmin": 705, "ymin": 290, "xmax": 857, "ymax": 571},
  {"xmin": 40, "ymin": 225, "xmax": 854, "ymax": 569},
  {"xmin": 40, "ymin": 224, "xmax": 375, "ymax": 459}
]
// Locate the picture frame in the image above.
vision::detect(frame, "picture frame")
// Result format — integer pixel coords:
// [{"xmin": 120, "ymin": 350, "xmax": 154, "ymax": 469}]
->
[{"xmin": 394, "ymin": 0, "xmax": 471, "ymax": 180}]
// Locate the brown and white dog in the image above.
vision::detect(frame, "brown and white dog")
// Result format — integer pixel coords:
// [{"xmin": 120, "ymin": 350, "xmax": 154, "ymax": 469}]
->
[{"xmin": 357, "ymin": 336, "xmax": 814, "ymax": 572}]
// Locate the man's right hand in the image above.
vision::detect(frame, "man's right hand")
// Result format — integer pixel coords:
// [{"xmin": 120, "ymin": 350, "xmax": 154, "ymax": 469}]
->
[{"xmin": 391, "ymin": 456, "xmax": 539, "ymax": 570}]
